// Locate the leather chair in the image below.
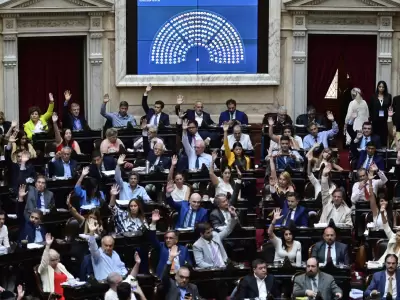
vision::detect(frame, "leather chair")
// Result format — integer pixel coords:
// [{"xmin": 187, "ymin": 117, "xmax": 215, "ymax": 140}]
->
[
  {"xmin": 148, "ymin": 247, "xmax": 160, "ymax": 279},
  {"xmin": 153, "ymin": 282, "xmax": 164, "ymax": 300},
  {"xmin": 259, "ymin": 241, "xmax": 275, "ymax": 263},
  {"xmin": 374, "ymin": 239, "xmax": 388, "ymax": 261},
  {"xmin": 308, "ymin": 243, "xmax": 316, "ymax": 259},
  {"xmin": 303, "ymin": 182, "xmax": 315, "ymax": 199},
  {"xmin": 394, "ymin": 181, "xmax": 400, "ymax": 198},
  {"xmin": 168, "ymin": 211, "xmax": 178, "ymax": 230},
  {"xmin": 33, "ymin": 265, "xmax": 62, "ymax": 300},
  {"xmin": 185, "ymin": 243, "xmax": 195, "ymax": 268}
]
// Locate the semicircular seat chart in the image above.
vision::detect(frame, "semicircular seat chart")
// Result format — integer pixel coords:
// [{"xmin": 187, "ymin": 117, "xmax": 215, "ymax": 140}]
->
[{"xmin": 150, "ymin": 10, "xmax": 245, "ymax": 65}]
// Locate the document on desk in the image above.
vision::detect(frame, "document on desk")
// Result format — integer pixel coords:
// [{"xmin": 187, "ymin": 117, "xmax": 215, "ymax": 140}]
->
[
  {"xmin": 314, "ymin": 223, "xmax": 328, "ymax": 228},
  {"xmin": 27, "ymin": 243, "xmax": 44, "ymax": 249},
  {"xmin": 102, "ymin": 170, "xmax": 115, "ymax": 176},
  {"xmin": 116, "ymin": 200, "xmax": 129, "ymax": 206},
  {"xmin": 61, "ymin": 281, "xmax": 86, "ymax": 287}
]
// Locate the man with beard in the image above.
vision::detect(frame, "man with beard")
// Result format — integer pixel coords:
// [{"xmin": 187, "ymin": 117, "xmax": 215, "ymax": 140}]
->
[{"xmin": 293, "ymin": 257, "xmax": 342, "ymax": 299}]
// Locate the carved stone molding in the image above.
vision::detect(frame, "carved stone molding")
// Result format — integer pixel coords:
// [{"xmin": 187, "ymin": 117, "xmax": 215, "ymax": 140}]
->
[
  {"xmin": 0, "ymin": 14, "xmax": 19, "ymax": 18},
  {"xmin": 3, "ymin": 61, "xmax": 17, "ymax": 68},
  {"xmin": 380, "ymin": 32, "xmax": 393, "ymax": 38},
  {"xmin": 65, "ymin": 0, "xmax": 93, "ymax": 6},
  {"xmin": 295, "ymin": 16, "xmax": 304, "ymax": 25},
  {"xmin": 293, "ymin": 57, "xmax": 306, "ymax": 63},
  {"xmin": 379, "ymin": 58, "xmax": 392, "ymax": 64},
  {"xmin": 293, "ymin": 31, "xmax": 306, "ymax": 36},
  {"xmin": 17, "ymin": 19, "xmax": 87, "ymax": 28},
  {"xmin": 90, "ymin": 32, "xmax": 103, "ymax": 39},
  {"xmin": 308, "ymin": 17, "xmax": 377, "ymax": 25},
  {"xmin": 3, "ymin": 35, "xmax": 17, "ymax": 41},
  {"xmin": 5, "ymin": 20, "xmax": 14, "ymax": 29},
  {"xmin": 290, "ymin": 11, "xmax": 309, "ymax": 15},
  {"xmin": 90, "ymin": 58, "xmax": 103, "ymax": 65},
  {"xmin": 14, "ymin": 0, "xmax": 41, "ymax": 8},
  {"xmin": 360, "ymin": 0, "xmax": 384, "ymax": 6},
  {"xmin": 381, "ymin": 17, "xmax": 391, "ymax": 26},
  {"xmin": 88, "ymin": 12, "xmax": 106, "ymax": 16},
  {"xmin": 91, "ymin": 17, "xmax": 101, "ymax": 27}
]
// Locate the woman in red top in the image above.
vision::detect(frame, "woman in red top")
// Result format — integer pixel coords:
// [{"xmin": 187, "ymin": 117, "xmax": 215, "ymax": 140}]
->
[{"xmin": 52, "ymin": 113, "xmax": 81, "ymax": 154}]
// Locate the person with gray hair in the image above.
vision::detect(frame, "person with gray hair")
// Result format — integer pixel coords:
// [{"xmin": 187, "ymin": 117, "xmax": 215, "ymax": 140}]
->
[
  {"xmin": 100, "ymin": 128, "xmax": 125, "ymax": 154},
  {"xmin": 221, "ymin": 124, "xmax": 253, "ymax": 151},
  {"xmin": 105, "ymin": 252, "xmax": 146, "ymax": 300},
  {"xmin": 38, "ymin": 233, "xmax": 74, "ymax": 299},
  {"xmin": 262, "ymin": 105, "xmax": 293, "ymax": 127}
]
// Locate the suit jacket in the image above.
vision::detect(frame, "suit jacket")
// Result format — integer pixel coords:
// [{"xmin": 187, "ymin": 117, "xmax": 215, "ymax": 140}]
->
[
  {"xmin": 356, "ymin": 151, "xmax": 385, "ymax": 171},
  {"xmin": 296, "ymin": 114, "xmax": 326, "ymax": 127},
  {"xmin": 192, "ymin": 217, "xmax": 237, "ymax": 268},
  {"xmin": 142, "ymin": 95, "xmax": 170, "ymax": 126},
  {"xmin": 293, "ymin": 272, "xmax": 342, "ymax": 300},
  {"xmin": 262, "ymin": 113, "xmax": 293, "ymax": 127},
  {"xmin": 238, "ymin": 274, "xmax": 278, "ymax": 299},
  {"xmin": 185, "ymin": 109, "xmax": 215, "ymax": 127},
  {"xmin": 88, "ymin": 156, "xmax": 116, "ymax": 180},
  {"xmin": 166, "ymin": 196, "xmax": 208, "ymax": 228},
  {"xmin": 10, "ymin": 162, "xmax": 36, "ymax": 192},
  {"xmin": 347, "ymin": 122, "xmax": 382, "ymax": 149},
  {"xmin": 276, "ymin": 202, "xmax": 308, "ymax": 227},
  {"xmin": 142, "ymin": 135, "xmax": 171, "ymax": 170},
  {"xmin": 62, "ymin": 102, "xmax": 90, "ymax": 131},
  {"xmin": 219, "ymin": 110, "xmax": 248, "ymax": 125},
  {"xmin": 369, "ymin": 94, "xmax": 393, "ymax": 122},
  {"xmin": 311, "ymin": 241, "xmax": 349, "ymax": 265},
  {"xmin": 0, "ymin": 121, "xmax": 11, "ymax": 135},
  {"xmin": 365, "ymin": 270, "xmax": 400, "ymax": 299},
  {"xmin": 49, "ymin": 159, "xmax": 78, "ymax": 178},
  {"xmin": 24, "ymin": 185, "xmax": 55, "ymax": 221},
  {"xmin": 161, "ymin": 263, "xmax": 200, "ymax": 300},
  {"xmin": 17, "ymin": 197, "xmax": 46, "ymax": 242},
  {"xmin": 147, "ymin": 229, "xmax": 192, "ymax": 278}
]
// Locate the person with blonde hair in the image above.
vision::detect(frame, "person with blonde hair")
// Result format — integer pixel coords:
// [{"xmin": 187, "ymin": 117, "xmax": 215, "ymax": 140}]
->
[{"xmin": 100, "ymin": 128, "xmax": 125, "ymax": 154}]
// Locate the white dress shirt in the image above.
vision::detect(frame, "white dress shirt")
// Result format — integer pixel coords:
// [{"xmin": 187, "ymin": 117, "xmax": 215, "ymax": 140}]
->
[
  {"xmin": 351, "ymin": 171, "xmax": 388, "ymax": 206},
  {"xmin": 0, "ymin": 224, "xmax": 10, "ymax": 248},
  {"xmin": 182, "ymin": 132, "xmax": 212, "ymax": 169},
  {"xmin": 384, "ymin": 272, "xmax": 397, "ymax": 298},
  {"xmin": 149, "ymin": 114, "xmax": 160, "ymax": 126},
  {"xmin": 207, "ymin": 240, "xmax": 225, "ymax": 267},
  {"xmin": 324, "ymin": 242, "xmax": 337, "ymax": 265},
  {"xmin": 221, "ymin": 133, "xmax": 254, "ymax": 151},
  {"xmin": 255, "ymin": 275, "xmax": 268, "ymax": 299},
  {"xmin": 195, "ymin": 113, "xmax": 204, "ymax": 127}
]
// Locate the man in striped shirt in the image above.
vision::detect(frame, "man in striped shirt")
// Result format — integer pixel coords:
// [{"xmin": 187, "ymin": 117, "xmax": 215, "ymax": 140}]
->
[{"xmin": 100, "ymin": 94, "xmax": 137, "ymax": 127}]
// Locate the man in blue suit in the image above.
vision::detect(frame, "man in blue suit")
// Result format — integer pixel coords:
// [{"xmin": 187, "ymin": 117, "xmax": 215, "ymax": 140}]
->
[
  {"xmin": 88, "ymin": 150, "xmax": 117, "ymax": 180},
  {"xmin": 218, "ymin": 99, "xmax": 248, "ymax": 125},
  {"xmin": 275, "ymin": 192, "xmax": 308, "ymax": 227},
  {"xmin": 62, "ymin": 90, "xmax": 90, "ymax": 131},
  {"xmin": 355, "ymin": 141, "xmax": 385, "ymax": 171},
  {"xmin": 147, "ymin": 210, "xmax": 192, "ymax": 278},
  {"xmin": 177, "ymin": 99, "xmax": 215, "ymax": 127},
  {"xmin": 49, "ymin": 147, "xmax": 78, "ymax": 178},
  {"xmin": 142, "ymin": 84, "xmax": 170, "ymax": 126},
  {"xmin": 165, "ymin": 181, "xmax": 208, "ymax": 228},
  {"xmin": 365, "ymin": 254, "xmax": 400, "ymax": 299}
]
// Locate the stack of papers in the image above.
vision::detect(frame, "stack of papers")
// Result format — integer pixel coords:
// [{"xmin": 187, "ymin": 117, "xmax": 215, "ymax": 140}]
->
[
  {"xmin": 61, "ymin": 281, "xmax": 86, "ymax": 287},
  {"xmin": 116, "ymin": 200, "xmax": 129, "ymax": 206},
  {"xmin": 102, "ymin": 170, "xmax": 115, "ymax": 176},
  {"xmin": 80, "ymin": 205, "xmax": 96, "ymax": 210},
  {"xmin": 27, "ymin": 243, "xmax": 44, "ymax": 249},
  {"xmin": 367, "ymin": 261, "xmax": 383, "ymax": 269},
  {"xmin": 314, "ymin": 223, "xmax": 328, "ymax": 228}
]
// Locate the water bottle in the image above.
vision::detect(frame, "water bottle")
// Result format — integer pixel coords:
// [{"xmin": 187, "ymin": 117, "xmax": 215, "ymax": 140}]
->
[
  {"xmin": 296, "ymin": 248, "xmax": 302, "ymax": 267},
  {"xmin": 145, "ymin": 160, "xmax": 150, "ymax": 174},
  {"xmin": 45, "ymin": 164, "xmax": 49, "ymax": 178},
  {"xmin": 130, "ymin": 277, "xmax": 137, "ymax": 292}
]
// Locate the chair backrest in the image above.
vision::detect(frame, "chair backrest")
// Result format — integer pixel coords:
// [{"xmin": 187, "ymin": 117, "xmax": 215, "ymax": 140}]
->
[
  {"xmin": 79, "ymin": 254, "xmax": 94, "ymax": 281},
  {"xmin": 291, "ymin": 270, "xmax": 306, "ymax": 283},
  {"xmin": 303, "ymin": 182, "xmax": 315, "ymax": 199},
  {"xmin": 148, "ymin": 247, "xmax": 160, "ymax": 278},
  {"xmin": 153, "ymin": 282, "xmax": 164, "ymax": 300},
  {"xmin": 185, "ymin": 243, "xmax": 195, "ymax": 268},
  {"xmin": 308, "ymin": 243, "xmax": 316, "ymax": 259},
  {"xmin": 168, "ymin": 211, "xmax": 179, "ymax": 230},
  {"xmin": 259, "ymin": 242, "xmax": 275, "ymax": 263},
  {"xmin": 33, "ymin": 265, "xmax": 45, "ymax": 295},
  {"xmin": 374, "ymin": 239, "xmax": 389, "ymax": 261}
]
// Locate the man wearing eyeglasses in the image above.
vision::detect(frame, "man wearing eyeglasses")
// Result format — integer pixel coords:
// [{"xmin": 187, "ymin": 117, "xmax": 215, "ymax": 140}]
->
[
  {"xmin": 142, "ymin": 84, "xmax": 170, "ymax": 126},
  {"xmin": 221, "ymin": 125, "xmax": 253, "ymax": 151}
]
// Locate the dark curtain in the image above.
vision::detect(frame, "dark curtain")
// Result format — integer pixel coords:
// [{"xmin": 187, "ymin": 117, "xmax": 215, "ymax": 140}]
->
[
  {"xmin": 18, "ymin": 37, "xmax": 85, "ymax": 123},
  {"xmin": 307, "ymin": 35, "xmax": 343, "ymax": 114}
]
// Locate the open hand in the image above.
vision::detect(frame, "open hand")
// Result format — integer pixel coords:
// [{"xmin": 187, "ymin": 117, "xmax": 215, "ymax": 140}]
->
[
  {"xmin": 151, "ymin": 209, "xmax": 161, "ymax": 223},
  {"xmin": 177, "ymin": 94, "xmax": 184, "ymax": 105},
  {"xmin": 64, "ymin": 90, "xmax": 72, "ymax": 102},
  {"xmin": 145, "ymin": 84, "xmax": 152, "ymax": 94},
  {"xmin": 18, "ymin": 184, "xmax": 27, "ymax": 200},
  {"xmin": 103, "ymin": 94, "xmax": 110, "ymax": 103},
  {"xmin": 81, "ymin": 166, "xmax": 89, "ymax": 177},
  {"xmin": 117, "ymin": 154, "xmax": 126, "ymax": 165},
  {"xmin": 110, "ymin": 184, "xmax": 120, "ymax": 196},
  {"xmin": 222, "ymin": 122, "xmax": 230, "ymax": 132},
  {"xmin": 21, "ymin": 151, "xmax": 30, "ymax": 163},
  {"xmin": 182, "ymin": 119, "xmax": 189, "ymax": 131},
  {"xmin": 134, "ymin": 251, "xmax": 141, "ymax": 264},
  {"xmin": 272, "ymin": 208, "xmax": 283, "ymax": 221},
  {"xmin": 326, "ymin": 111, "xmax": 334, "ymax": 122},
  {"xmin": 45, "ymin": 233, "xmax": 54, "ymax": 246},
  {"xmin": 166, "ymin": 181, "xmax": 174, "ymax": 194},
  {"xmin": 49, "ymin": 93, "xmax": 54, "ymax": 102},
  {"xmin": 172, "ymin": 155, "xmax": 178, "ymax": 166},
  {"xmin": 267, "ymin": 117, "xmax": 274, "ymax": 127},
  {"xmin": 52, "ymin": 113, "xmax": 58, "ymax": 123}
]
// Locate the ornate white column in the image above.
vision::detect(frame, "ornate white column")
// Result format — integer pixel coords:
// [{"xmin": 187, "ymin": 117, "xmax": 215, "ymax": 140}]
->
[
  {"xmin": 1, "ymin": 15, "xmax": 19, "ymax": 121},
  {"xmin": 377, "ymin": 13, "xmax": 393, "ymax": 93},
  {"xmin": 87, "ymin": 13, "xmax": 104, "ymax": 129},
  {"xmin": 292, "ymin": 13, "xmax": 308, "ymax": 119}
]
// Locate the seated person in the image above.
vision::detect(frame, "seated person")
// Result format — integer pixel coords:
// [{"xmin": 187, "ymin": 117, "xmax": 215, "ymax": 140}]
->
[
  {"xmin": 74, "ymin": 167, "xmax": 105, "ymax": 207},
  {"xmin": 52, "ymin": 113, "xmax": 81, "ymax": 154},
  {"xmin": 319, "ymin": 164, "xmax": 352, "ymax": 226},
  {"xmin": 19, "ymin": 178, "xmax": 55, "ymax": 221},
  {"xmin": 367, "ymin": 179, "xmax": 391, "ymax": 231},
  {"xmin": 267, "ymin": 118, "xmax": 302, "ymax": 151},
  {"xmin": 49, "ymin": 146, "xmax": 78, "ymax": 178},
  {"xmin": 377, "ymin": 208, "xmax": 400, "ymax": 263},
  {"xmin": 351, "ymin": 164, "xmax": 387, "ymax": 208},
  {"xmin": 238, "ymin": 259, "xmax": 279, "ymax": 299},
  {"xmin": 167, "ymin": 155, "xmax": 191, "ymax": 201},
  {"xmin": 115, "ymin": 155, "xmax": 151, "ymax": 202},
  {"xmin": 8, "ymin": 150, "xmax": 35, "ymax": 192},
  {"xmin": 62, "ymin": 90, "xmax": 90, "ymax": 131},
  {"xmin": 148, "ymin": 210, "xmax": 192, "ymax": 277},
  {"xmin": 311, "ymin": 227, "xmax": 349, "ymax": 265},
  {"xmin": 0, "ymin": 210, "xmax": 10, "ymax": 248},
  {"xmin": 165, "ymin": 181, "xmax": 208, "ymax": 228},
  {"xmin": 142, "ymin": 84, "xmax": 170, "ymax": 126},
  {"xmin": 100, "ymin": 128, "xmax": 125, "ymax": 154},
  {"xmin": 24, "ymin": 93, "xmax": 54, "ymax": 140},
  {"xmin": 88, "ymin": 150, "xmax": 117, "ymax": 180},
  {"xmin": 177, "ymin": 98, "xmax": 215, "ymax": 127},
  {"xmin": 142, "ymin": 127, "xmax": 171, "ymax": 170},
  {"xmin": 219, "ymin": 99, "xmax": 248, "ymax": 125},
  {"xmin": 193, "ymin": 215, "xmax": 238, "ymax": 268},
  {"xmin": 38, "ymin": 233, "xmax": 74, "ymax": 300},
  {"xmin": 306, "ymin": 153, "xmax": 337, "ymax": 199},
  {"xmin": 6, "ymin": 126, "xmax": 37, "ymax": 163},
  {"xmin": 353, "ymin": 141, "xmax": 384, "ymax": 171},
  {"xmin": 387, "ymin": 107, "xmax": 398, "ymax": 149},
  {"xmin": 306, "ymin": 145, "xmax": 342, "ymax": 172},
  {"xmin": 222, "ymin": 123, "xmax": 251, "ymax": 170},
  {"xmin": 182, "ymin": 119, "xmax": 212, "ymax": 170},
  {"xmin": 270, "ymin": 136, "xmax": 303, "ymax": 170},
  {"xmin": 109, "ymin": 184, "xmax": 148, "ymax": 234},
  {"xmin": 268, "ymin": 209, "xmax": 302, "ymax": 262},
  {"xmin": 17, "ymin": 190, "xmax": 46, "ymax": 243},
  {"xmin": 273, "ymin": 192, "xmax": 307, "ymax": 227},
  {"xmin": 105, "ymin": 253, "xmax": 146, "ymax": 300},
  {"xmin": 296, "ymin": 105, "xmax": 326, "ymax": 127},
  {"xmin": 263, "ymin": 106, "xmax": 293, "ymax": 129},
  {"xmin": 162, "ymin": 247, "xmax": 200, "ymax": 300},
  {"xmin": 347, "ymin": 119, "xmax": 381, "ymax": 150},
  {"xmin": 210, "ymin": 153, "xmax": 242, "ymax": 196},
  {"xmin": 293, "ymin": 257, "xmax": 342, "ymax": 299},
  {"xmin": 302, "ymin": 111, "xmax": 338, "ymax": 150},
  {"xmin": 100, "ymin": 94, "xmax": 136, "ymax": 127},
  {"xmin": 365, "ymin": 254, "xmax": 400, "ymax": 299},
  {"xmin": 269, "ymin": 170, "xmax": 295, "ymax": 204},
  {"xmin": 88, "ymin": 221, "xmax": 128, "ymax": 280},
  {"xmin": 133, "ymin": 125, "xmax": 165, "ymax": 151},
  {"xmin": 221, "ymin": 125, "xmax": 253, "ymax": 151},
  {"xmin": 0, "ymin": 111, "xmax": 11, "ymax": 136},
  {"xmin": 179, "ymin": 119, "xmax": 206, "ymax": 149}
]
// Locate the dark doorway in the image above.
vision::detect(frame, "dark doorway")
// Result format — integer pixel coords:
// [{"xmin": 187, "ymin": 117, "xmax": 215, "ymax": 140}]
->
[{"xmin": 18, "ymin": 36, "xmax": 85, "ymax": 122}]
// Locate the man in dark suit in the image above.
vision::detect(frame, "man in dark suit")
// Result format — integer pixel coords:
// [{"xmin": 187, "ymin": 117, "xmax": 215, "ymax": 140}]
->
[
  {"xmin": 142, "ymin": 84, "xmax": 170, "ymax": 126},
  {"xmin": 365, "ymin": 254, "xmax": 400, "ymax": 299},
  {"xmin": 147, "ymin": 210, "xmax": 192, "ymax": 278},
  {"xmin": 311, "ymin": 227, "xmax": 349, "ymax": 265},
  {"xmin": 347, "ymin": 120, "xmax": 381, "ymax": 150},
  {"xmin": 238, "ymin": 259, "xmax": 278, "ymax": 299},
  {"xmin": 0, "ymin": 112, "xmax": 11, "ymax": 136},
  {"xmin": 8, "ymin": 150, "xmax": 36, "ymax": 192},
  {"xmin": 354, "ymin": 141, "xmax": 385, "ymax": 171},
  {"xmin": 176, "ymin": 98, "xmax": 215, "ymax": 127},
  {"xmin": 165, "ymin": 181, "xmax": 208, "ymax": 228},
  {"xmin": 62, "ymin": 90, "xmax": 90, "ymax": 131},
  {"xmin": 218, "ymin": 99, "xmax": 248, "ymax": 125},
  {"xmin": 262, "ymin": 106, "xmax": 293, "ymax": 128},
  {"xmin": 49, "ymin": 146, "xmax": 78, "ymax": 178},
  {"xmin": 16, "ymin": 195, "xmax": 46, "ymax": 244},
  {"xmin": 162, "ymin": 246, "xmax": 200, "ymax": 300},
  {"xmin": 88, "ymin": 150, "xmax": 117, "ymax": 180},
  {"xmin": 275, "ymin": 192, "xmax": 308, "ymax": 227},
  {"xmin": 142, "ymin": 132, "xmax": 171, "ymax": 170},
  {"xmin": 293, "ymin": 257, "xmax": 342, "ymax": 299},
  {"xmin": 296, "ymin": 105, "xmax": 327, "ymax": 127}
]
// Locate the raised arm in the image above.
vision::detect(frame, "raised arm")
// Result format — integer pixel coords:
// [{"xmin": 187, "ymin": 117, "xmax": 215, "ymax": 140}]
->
[
  {"xmin": 142, "ymin": 84, "xmax": 152, "ymax": 114},
  {"xmin": 268, "ymin": 208, "xmax": 282, "ymax": 240},
  {"xmin": 66, "ymin": 194, "xmax": 85, "ymax": 224},
  {"xmin": 100, "ymin": 94, "xmax": 112, "ymax": 120},
  {"xmin": 320, "ymin": 163, "xmax": 332, "ymax": 206},
  {"xmin": 326, "ymin": 111, "xmax": 338, "ymax": 137},
  {"xmin": 88, "ymin": 221, "xmax": 101, "ymax": 263},
  {"xmin": 368, "ymin": 176, "xmax": 379, "ymax": 219},
  {"xmin": 218, "ymin": 207, "xmax": 238, "ymax": 240},
  {"xmin": 162, "ymin": 246, "xmax": 179, "ymax": 291},
  {"xmin": 267, "ymin": 117, "xmax": 280, "ymax": 143},
  {"xmin": 38, "ymin": 233, "xmax": 53, "ymax": 274},
  {"xmin": 109, "ymin": 184, "xmax": 120, "ymax": 208},
  {"xmin": 222, "ymin": 123, "xmax": 231, "ymax": 160},
  {"xmin": 5, "ymin": 120, "xmax": 17, "ymax": 141},
  {"xmin": 52, "ymin": 113, "xmax": 62, "ymax": 144},
  {"xmin": 181, "ymin": 119, "xmax": 194, "ymax": 155},
  {"xmin": 209, "ymin": 151, "xmax": 220, "ymax": 186},
  {"xmin": 115, "ymin": 155, "xmax": 126, "ymax": 188},
  {"xmin": 165, "ymin": 181, "xmax": 182, "ymax": 210},
  {"xmin": 41, "ymin": 94, "xmax": 55, "ymax": 122}
]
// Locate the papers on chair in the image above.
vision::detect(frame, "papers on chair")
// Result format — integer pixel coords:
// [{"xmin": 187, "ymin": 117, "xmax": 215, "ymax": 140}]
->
[
  {"xmin": 389, "ymin": 167, "xmax": 395, "ymax": 173},
  {"xmin": 55, "ymin": 177, "xmax": 70, "ymax": 180},
  {"xmin": 176, "ymin": 227, "xmax": 193, "ymax": 231},
  {"xmin": 7, "ymin": 214, "xmax": 17, "ymax": 219},
  {"xmin": 61, "ymin": 281, "xmax": 86, "ymax": 287},
  {"xmin": 127, "ymin": 148, "xmax": 134, "ymax": 153},
  {"xmin": 116, "ymin": 200, "xmax": 130, "ymax": 206},
  {"xmin": 366, "ymin": 222, "xmax": 376, "ymax": 229},
  {"xmin": 314, "ymin": 223, "xmax": 328, "ymax": 228},
  {"xmin": 335, "ymin": 223, "xmax": 352, "ymax": 228},
  {"xmin": 27, "ymin": 243, "xmax": 44, "ymax": 249},
  {"xmin": 367, "ymin": 261, "xmax": 383, "ymax": 269},
  {"xmin": 102, "ymin": 170, "xmax": 115, "ymax": 176},
  {"xmin": 132, "ymin": 167, "xmax": 146, "ymax": 172},
  {"xmin": 57, "ymin": 208, "xmax": 69, "ymax": 213},
  {"xmin": 78, "ymin": 234, "xmax": 99, "ymax": 240},
  {"xmin": 350, "ymin": 288, "xmax": 364, "ymax": 300},
  {"xmin": 80, "ymin": 204, "xmax": 96, "ymax": 211}
]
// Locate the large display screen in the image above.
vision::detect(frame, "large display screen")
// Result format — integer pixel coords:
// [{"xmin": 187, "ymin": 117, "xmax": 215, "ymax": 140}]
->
[{"xmin": 134, "ymin": 0, "xmax": 260, "ymax": 75}]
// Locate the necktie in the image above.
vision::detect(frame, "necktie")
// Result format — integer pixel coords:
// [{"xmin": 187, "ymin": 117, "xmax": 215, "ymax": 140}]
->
[
  {"xmin": 314, "ymin": 136, "xmax": 318, "ymax": 143},
  {"xmin": 327, "ymin": 245, "xmax": 332, "ymax": 264},
  {"xmin": 388, "ymin": 276, "xmax": 393, "ymax": 295},
  {"xmin": 170, "ymin": 257, "xmax": 176, "ymax": 273},
  {"xmin": 230, "ymin": 112, "xmax": 234, "ymax": 120},
  {"xmin": 210, "ymin": 241, "xmax": 221, "ymax": 267},
  {"xmin": 195, "ymin": 155, "xmax": 200, "ymax": 169},
  {"xmin": 37, "ymin": 192, "xmax": 42, "ymax": 209},
  {"xmin": 153, "ymin": 115, "xmax": 158, "ymax": 126},
  {"xmin": 366, "ymin": 156, "xmax": 372, "ymax": 169},
  {"xmin": 311, "ymin": 277, "xmax": 318, "ymax": 291},
  {"xmin": 364, "ymin": 183, "xmax": 370, "ymax": 200},
  {"xmin": 284, "ymin": 209, "xmax": 293, "ymax": 226},
  {"xmin": 192, "ymin": 136, "xmax": 196, "ymax": 146},
  {"xmin": 184, "ymin": 209, "xmax": 194, "ymax": 227}
]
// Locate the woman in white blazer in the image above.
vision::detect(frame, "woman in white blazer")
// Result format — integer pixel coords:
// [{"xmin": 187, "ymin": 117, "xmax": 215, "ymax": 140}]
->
[{"xmin": 38, "ymin": 233, "xmax": 74, "ymax": 300}]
